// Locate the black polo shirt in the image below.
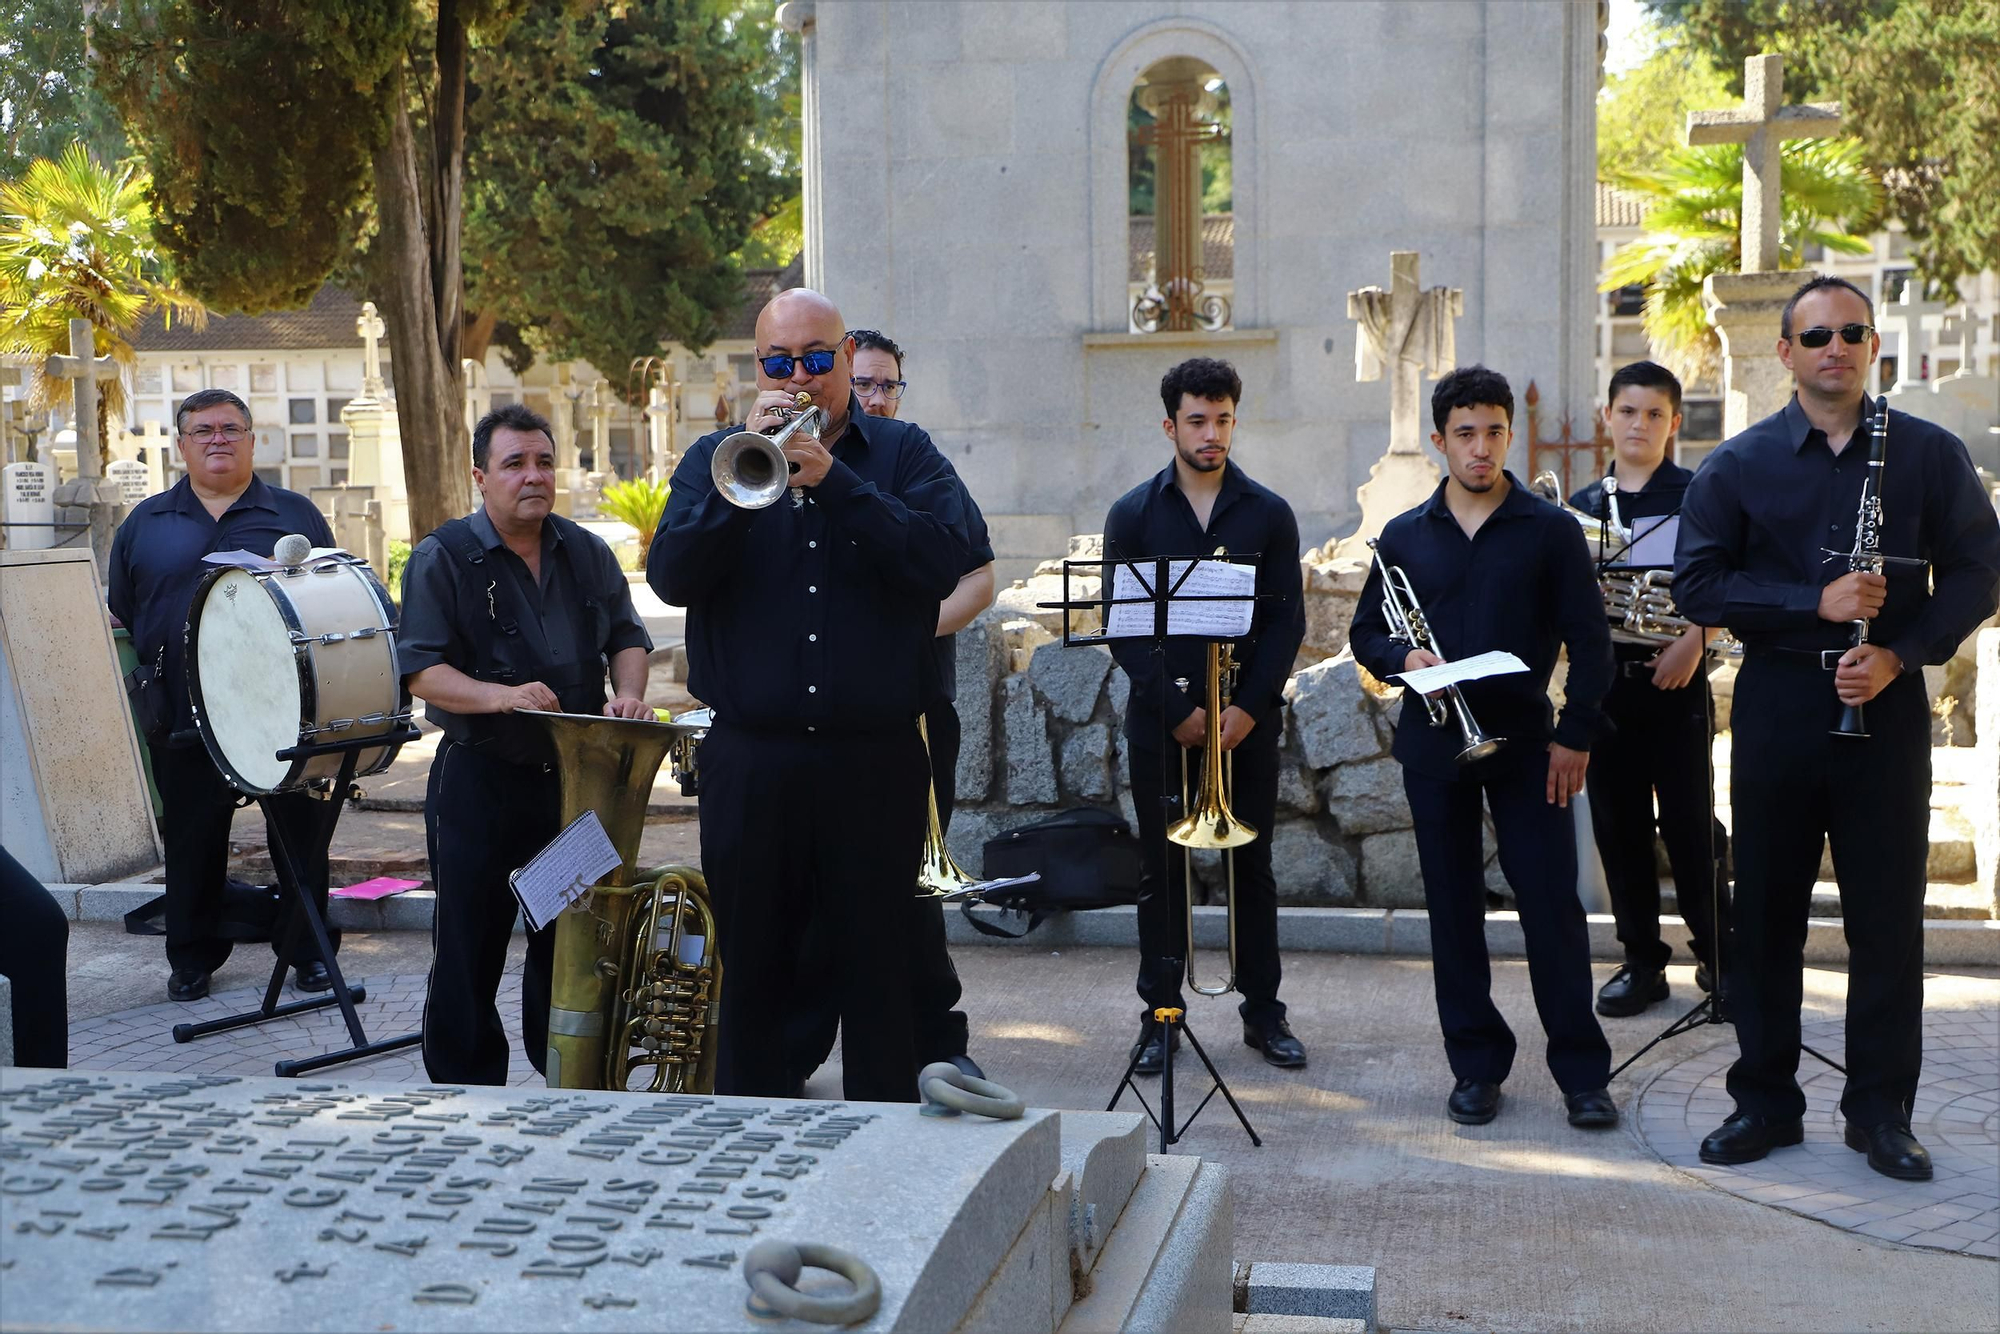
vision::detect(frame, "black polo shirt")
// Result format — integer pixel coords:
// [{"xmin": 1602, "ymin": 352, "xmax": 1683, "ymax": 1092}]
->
[
  {"xmin": 1674, "ymin": 396, "xmax": 2000, "ymax": 666},
  {"xmin": 1348, "ymin": 472, "xmax": 1615, "ymax": 779},
  {"xmin": 107, "ymin": 475, "xmax": 334, "ymax": 740},
  {"xmin": 934, "ymin": 486, "xmax": 996, "ymax": 705},
  {"xmin": 649, "ymin": 395, "xmax": 971, "ymax": 733},
  {"xmin": 396, "ymin": 507, "xmax": 652, "ymax": 732},
  {"xmin": 1102, "ymin": 460, "xmax": 1305, "ymax": 743}
]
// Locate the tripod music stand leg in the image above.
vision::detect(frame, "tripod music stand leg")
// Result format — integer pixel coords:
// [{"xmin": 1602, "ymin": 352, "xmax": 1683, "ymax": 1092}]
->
[
  {"xmin": 1178, "ymin": 1022, "xmax": 1263, "ymax": 1147},
  {"xmin": 260, "ymin": 787, "xmax": 369, "ymax": 1050}
]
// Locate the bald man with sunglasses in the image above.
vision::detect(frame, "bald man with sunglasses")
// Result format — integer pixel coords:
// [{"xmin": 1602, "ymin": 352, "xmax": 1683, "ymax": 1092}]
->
[
  {"xmin": 651, "ymin": 289, "xmax": 973, "ymax": 1104},
  {"xmin": 1675, "ymin": 274, "xmax": 2000, "ymax": 1181}
]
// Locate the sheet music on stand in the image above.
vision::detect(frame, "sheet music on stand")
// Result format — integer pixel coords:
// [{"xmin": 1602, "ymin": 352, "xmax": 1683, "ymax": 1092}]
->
[
  {"xmin": 1102, "ymin": 557, "xmax": 1256, "ymax": 639},
  {"xmin": 508, "ymin": 809, "xmax": 623, "ymax": 931},
  {"xmin": 1602, "ymin": 513, "xmax": 1679, "ymax": 570}
]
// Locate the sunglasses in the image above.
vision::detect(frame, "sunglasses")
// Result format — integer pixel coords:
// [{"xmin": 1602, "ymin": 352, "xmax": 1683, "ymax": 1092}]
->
[
  {"xmin": 757, "ymin": 348, "xmax": 839, "ymax": 379},
  {"xmin": 1791, "ymin": 323, "xmax": 1874, "ymax": 348}
]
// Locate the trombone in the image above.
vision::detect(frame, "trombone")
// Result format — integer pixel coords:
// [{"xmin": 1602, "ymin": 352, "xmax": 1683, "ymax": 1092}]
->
[
  {"xmin": 916, "ymin": 714, "xmax": 984, "ymax": 898},
  {"xmin": 1168, "ymin": 642, "xmax": 1258, "ymax": 997},
  {"xmin": 1366, "ymin": 538, "xmax": 1503, "ymax": 766},
  {"xmin": 712, "ymin": 390, "xmax": 823, "ymax": 508}
]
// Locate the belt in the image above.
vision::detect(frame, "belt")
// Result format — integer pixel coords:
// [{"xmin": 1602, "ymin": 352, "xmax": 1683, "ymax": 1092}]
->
[{"xmin": 1746, "ymin": 644, "xmax": 1847, "ymax": 670}]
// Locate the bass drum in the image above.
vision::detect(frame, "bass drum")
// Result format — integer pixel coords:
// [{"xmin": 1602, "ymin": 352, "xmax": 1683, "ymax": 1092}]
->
[{"xmin": 187, "ymin": 553, "xmax": 408, "ymax": 794}]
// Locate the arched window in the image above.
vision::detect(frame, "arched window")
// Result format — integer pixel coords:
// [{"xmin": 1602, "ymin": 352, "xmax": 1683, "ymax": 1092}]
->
[{"xmin": 1127, "ymin": 57, "xmax": 1232, "ymax": 333}]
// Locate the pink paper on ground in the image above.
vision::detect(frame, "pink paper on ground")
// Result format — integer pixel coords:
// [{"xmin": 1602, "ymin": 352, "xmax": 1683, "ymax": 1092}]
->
[{"xmin": 331, "ymin": 876, "xmax": 424, "ymax": 900}]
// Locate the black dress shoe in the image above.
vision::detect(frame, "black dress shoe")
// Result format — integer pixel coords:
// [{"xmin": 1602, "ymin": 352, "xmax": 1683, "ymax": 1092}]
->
[
  {"xmin": 1699, "ymin": 1111, "xmax": 1804, "ymax": 1165},
  {"xmin": 1130, "ymin": 1025, "xmax": 1180, "ymax": 1076},
  {"xmin": 947, "ymin": 1053, "xmax": 986, "ymax": 1082},
  {"xmin": 1595, "ymin": 964, "xmax": 1669, "ymax": 1017},
  {"xmin": 1565, "ymin": 1087, "xmax": 1619, "ymax": 1129},
  {"xmin": 1845, "ymin": 1121, "xmax": 1933, "ymax": 1181},
  {"xmin": 294, "ymin": 961, "xmax": 333, "ymax": 993},
  {"xmin": 167, "ymin": 968, "xmax": 211, "ymax": 1002},
  {"xmin": 1447, "ymin": 1079, "xmax": 1502, "ymax": 1125},
  {"xmin": 1243, "ymin": 1019, "xmax": 1307, "ymax": 1068}
]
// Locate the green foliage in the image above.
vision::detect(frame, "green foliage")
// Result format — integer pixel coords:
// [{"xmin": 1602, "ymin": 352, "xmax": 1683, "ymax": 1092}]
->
[
  {"xmin": 464, "ymin": 0, "xmax": 790, "ymax": 371},
  {"xmin": 597, "ymin": 476, "xmax": 670, "ymax": 554},
  {"xmin": 1, "ymin": 0, "xmax": 129, "ymax": 180},
  {"xmin": 1601, "ymin": 139, "xmax": 1880, "ymax": 382},
  {"xmin": 92, "ymin": 0, "xmax": 413, "ymax": 313},
  {"xmin": 1597, "ymin": 24, "xmax": 1733, "ymax": 180},
  {"xmin": 385, "ymin": 537, "xmax": 412, "ymax": 603},
  {"xmin": 0, "ymin": 144, "xmax": 205, "ymax": 439},
  {"xmin": 1643, "ymin": 0, "xmax": 2000, "ymax": 284}
]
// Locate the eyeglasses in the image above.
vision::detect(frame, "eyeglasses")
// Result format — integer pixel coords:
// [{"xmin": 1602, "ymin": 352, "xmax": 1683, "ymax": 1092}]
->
[
  {"xmin": 852, "ymin": 376, "xmax": 907, "ymax": 401},
  {"xmin": 183, "ymin": 425, "xmax": 250, "ymax": 443},
  {"xmin": 1791, "ymin": 323, "xmax": 1874, "ymax": 348},
  {"xmin": 757, "ymin": 348, "xmax": 839, "ymax": 379}
]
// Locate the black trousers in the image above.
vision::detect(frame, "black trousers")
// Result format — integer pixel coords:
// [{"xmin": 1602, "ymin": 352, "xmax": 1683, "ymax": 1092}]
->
[
  {"xmin": 1728, "ymin": 654, "xmax": 1930, "ymax": 1126},
  {"xmin": 420, "ymin": 740, "xmax": 560, "ymax": 1086},
  {"xmin": 150, "ymin": 739, "xmax": 336, "ymax": 975},
  {"xmin": 1587, "ymin": 660, "xmax": 1731, "ymax": 972},
  {"xmin": 700, "ymin": 721, "xmax": 928, "ymax": 1102},
  {"xmin": 1128, "ymin": 718, "xmax": 1285, "ymax": 1030},
  {"xmin": 785, "ymin": 705, "xmax": 969, "ymax": 1082},
  {"xmin": 0, "ymin": 844, "xmax": 69, "ymax": 1068},
  {"xmin": 1404, "ymin": 749, "xmax": 1612, "ymax": 1094}
]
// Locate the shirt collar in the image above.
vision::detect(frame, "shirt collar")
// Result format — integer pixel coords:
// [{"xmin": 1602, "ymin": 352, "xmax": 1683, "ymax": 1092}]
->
[
  {"xmin": 1782, "ymin": 393, "xmax": 1880, "ymax": 453},
  {"xmin": 470, "ymin": 505, "xmax": 560, "ymax": 552},
  {"xmin": 1593, "ymin": 459, "xmax": 1690, "ymax": 494},
  {"xmin": 1149, "ymin": 458, "xmax": 1250, "ymax": 503},
  {"xmin": 832, "ymin": 394, "xmax": 874, "ymax": 455},
  {"xmin": 1420, "ymin": 470, "xmax": 1537, "ymax": 523},
  {"xmin": 171, "ymin": 473, "xmax": 278, "ymax": 520}
]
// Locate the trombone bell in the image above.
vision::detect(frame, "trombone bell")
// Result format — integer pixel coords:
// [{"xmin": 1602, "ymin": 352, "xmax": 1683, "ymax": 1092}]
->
[{"xmin": 915, "ymin": 715, "xmax": 984, "ymax": 898}]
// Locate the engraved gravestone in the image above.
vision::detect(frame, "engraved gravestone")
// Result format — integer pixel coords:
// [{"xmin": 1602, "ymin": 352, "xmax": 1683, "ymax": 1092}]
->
[
  {"xmin": 3, "ymin": 461, "xmax": 54, "ymax": 552},
  {"xmin": 0, "ymin": 1071, "xmax": 1066, "ymax": 1332},
  {"xmin": 106, "ymin": 459, "xmax": 152, "ymax": 509}
]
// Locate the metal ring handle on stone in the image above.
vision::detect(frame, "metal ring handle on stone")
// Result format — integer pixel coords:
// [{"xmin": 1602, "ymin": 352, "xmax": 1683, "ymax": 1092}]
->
[
  {"xmin": 742, "ymin": 1240, "xmax": 881, "ymax": 1326},
  {"xmin": 919, "ymin": 1061, "xmax": 1026, "ymax": 1120}
]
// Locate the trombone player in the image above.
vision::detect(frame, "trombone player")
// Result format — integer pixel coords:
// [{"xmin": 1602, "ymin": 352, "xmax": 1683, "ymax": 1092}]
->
[
  {"xmin": 1103, "ymin": 358, "xmax": 1307, "ymax": 1075},
  {"xmin": 1348, "ymin": 366, "xmax": 1617, "ymax": 1130},
  {"xmin": 650, "ymin": 289, "xmax": 971, "ymax": 1103}
]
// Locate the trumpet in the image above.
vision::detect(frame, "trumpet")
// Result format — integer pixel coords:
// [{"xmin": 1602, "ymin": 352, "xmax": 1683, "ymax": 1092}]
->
[
  {"xmin": 1168, "ymin": 641, "xmax": 1258, "ymax": 997},
  {"xmin": 711, "ymin": 390, "xmax": 823, "ymax": 508},
  {"xmin": 1366, "ymin": 538, "xmax": 1503, "ymax": 766}
]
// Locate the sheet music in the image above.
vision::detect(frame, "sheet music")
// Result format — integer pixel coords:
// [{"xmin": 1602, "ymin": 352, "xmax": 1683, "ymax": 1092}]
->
[
  {"xmin": 1103, "ymin": 559, "xmax": 1256, "ymax": 639},
  {"xmin": 1610, "ymin": 514, "xmax": 1679, "ymax": 569},
  {"xmin": 1392, "ymin": 650, "xmax": 1530, "ymax": 695},
  {"xmin": 508, "ymin": 809, "xmax": 623, "ymax": 932},
  {"xmin": 202, "ymin": 547, "xmax": 346, "ymax": 570}
]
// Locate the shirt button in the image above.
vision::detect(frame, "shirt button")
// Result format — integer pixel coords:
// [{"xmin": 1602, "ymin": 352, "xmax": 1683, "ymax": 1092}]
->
[
  {"xmin": 808, "ymin": 634, "xmax": 817, "ymax": 642},
  {"xmin": 807, "ymin": 725, "xmax": 816, "ymax": 733},
  {"xmin": 809, "ymin": 540, "xmax": 817, "ymax": 548},
  {"xmin": 808, "ymin": 685, "xmax": 817, "ymax": 693},
  {"xmin": 808, "ymin": 585, "xmax": 817, "ymax": 593}
]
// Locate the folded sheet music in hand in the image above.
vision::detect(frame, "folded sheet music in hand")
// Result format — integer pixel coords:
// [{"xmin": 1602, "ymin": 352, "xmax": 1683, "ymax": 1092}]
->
[
  {"xmin": 509, "ymin": 809, "xmax": 623, "ymax": 931},
  {"xmin": 1103, "ymin": 558, "xmax": 1256, "ymax": 639},
  {"xmin": 1392, "ymin": 650, "xmax": 1530, "ymax": 695}
]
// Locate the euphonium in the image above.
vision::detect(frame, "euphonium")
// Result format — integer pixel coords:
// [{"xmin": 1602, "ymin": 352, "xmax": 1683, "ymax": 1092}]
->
[
  {"xmin": 711, "ymin": 390, "xmax": 823, "ymax": 509},
  {"xmin": 526, "ymin": 709, "xmax": 721, "ymax": 1093},
  {"xmin": 1168, "ymin": 640, "xmax": 1257, "ymax": 997}
]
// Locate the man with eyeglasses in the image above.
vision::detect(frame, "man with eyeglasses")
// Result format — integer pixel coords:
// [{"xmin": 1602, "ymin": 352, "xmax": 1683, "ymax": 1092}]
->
[
  {"xmin": 651, "ymin": 290, "xmax": 972, "ymax": 1103},
  {"xmin": 1676, "ymin": 274, "xmax": 2000, "ymax": 1180},
  {"xmin": 108, "ymin": 388, "xmax": 342, "ymax": 1003},
  {"xmin": 781, "ymin": 328, "xmax": 996, "ymax": 1095}
]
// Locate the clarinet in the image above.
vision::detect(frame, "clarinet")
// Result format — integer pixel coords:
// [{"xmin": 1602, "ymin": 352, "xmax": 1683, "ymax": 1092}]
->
[{"xmin": 1833, "ymin": 397, "xmax": 1890, "ymax": 739}]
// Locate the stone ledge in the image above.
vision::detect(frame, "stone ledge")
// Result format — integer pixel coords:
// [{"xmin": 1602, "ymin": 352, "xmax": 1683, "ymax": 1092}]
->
[{"xmin": 1242, "ymin": 1261, "xmax": 1376, "ymax": 1325}]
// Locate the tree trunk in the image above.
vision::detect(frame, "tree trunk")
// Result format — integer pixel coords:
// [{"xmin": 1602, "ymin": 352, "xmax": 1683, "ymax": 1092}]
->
[
  {"xmin": 369, "ymin": 53, "xmax": 471, "ymax": 540},
  {"xmin": 461, "ymin": 309, "xmax": 499, "ymax": 367}
]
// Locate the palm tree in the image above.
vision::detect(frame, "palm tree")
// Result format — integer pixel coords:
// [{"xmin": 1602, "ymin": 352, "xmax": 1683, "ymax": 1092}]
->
[
  {"xmin": 1601, "ymin": 139, "xmax": 1881, "ymax": 384},
  {"xmin": 0, "ymin": 144, "xmax": 205, "ymax": 467}
]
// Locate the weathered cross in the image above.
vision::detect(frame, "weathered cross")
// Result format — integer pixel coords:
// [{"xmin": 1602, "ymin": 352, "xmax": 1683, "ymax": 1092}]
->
[
  {"xmin": 1934, "ymin": 308, "xmax": 1995, "ymax": 381},
  {"xmin": 1878, "ymin": 281, "xmax": 1950, "ymax": 392},
  {"xmin": 45, "ymin": 317, "xmax": 120, "ymax": 481},
  {"xmin": 1686, "ymin": 53, "xmax": 1843, "ymax": 274},
  {"xmin": 1346, "ymin": 251, "xmax": 1463, "ymax": 456},
  {"xmin": 356, "ymin": 301, "xmax": 388, "ymax": 398}
]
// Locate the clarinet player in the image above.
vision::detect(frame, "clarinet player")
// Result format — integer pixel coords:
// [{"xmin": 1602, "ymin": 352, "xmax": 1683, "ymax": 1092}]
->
[{"xmin": 1675, "ymin": 275, "xmax": 2000, "ymax": 1179}]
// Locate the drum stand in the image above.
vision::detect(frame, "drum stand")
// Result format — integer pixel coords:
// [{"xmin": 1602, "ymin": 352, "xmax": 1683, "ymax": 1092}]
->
[{"xmin": 173, "ymin": 730, "xmax": 425, "ymax": 1077}]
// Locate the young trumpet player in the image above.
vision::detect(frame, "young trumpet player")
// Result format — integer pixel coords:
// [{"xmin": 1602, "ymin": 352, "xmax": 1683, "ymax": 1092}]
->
[{"xmin": 1348, "ymin": 365, "xmax": 1618, "ymax": 1130}]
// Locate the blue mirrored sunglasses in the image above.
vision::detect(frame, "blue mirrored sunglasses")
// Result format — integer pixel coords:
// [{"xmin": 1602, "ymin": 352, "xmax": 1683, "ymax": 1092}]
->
[{"xmin": 758, "ymin": 348, "xmax": 839, "ymax": 378}]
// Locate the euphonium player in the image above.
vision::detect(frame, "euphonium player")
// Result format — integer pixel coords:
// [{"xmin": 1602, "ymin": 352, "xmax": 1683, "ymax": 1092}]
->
[
  {"xmin": 1674, "ymin": 275, "xmax": 2000, "ymax": 1178},
  {"xmin": 1103, "ymin": 357, "xmax": 1307, "ymax": 1075},
  {"xmin": 650, "ymin": 290, "xmax": 972, "ymax": 1103},
  {"xmin": 1348, "ymin": 366, "xmax": 1618, "ymax": 1131}
]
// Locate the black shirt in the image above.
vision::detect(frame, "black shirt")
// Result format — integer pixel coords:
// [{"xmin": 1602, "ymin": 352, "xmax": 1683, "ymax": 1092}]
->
[
  {"xmin": 107, "ymin": 475, "xmax": 334, "ymax": 739},
  {"xmin": 934, "ymin": 487, "xmax": 996, "ymax": 705},
  {"xmin": 1348, "ymin": 472, "xmax": 1615, "ymax": 779},
  {"xmin": 1674, "ymin": 396, "xmax": 2000, "ymax": 666},
  {"xmin": 396, "ymin": 507, "xmax": 652, "ymax": 733},
  {"xmin": 649, "ymin": 396, "xmax": 971, "ymax": 733},
  {"xmin": 1102, "ymin": 460, "xmax": 1305, "ymax": 742}
]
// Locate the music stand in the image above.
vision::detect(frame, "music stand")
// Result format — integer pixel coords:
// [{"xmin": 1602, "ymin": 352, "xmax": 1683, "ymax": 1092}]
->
[
  {"xmin": 1037, "ymin": 553, "xmax": 1268, "ymax": 1151},
  {"xmin": 172, "ymin": 727, "xmax": 426, "ymax": 1077}
]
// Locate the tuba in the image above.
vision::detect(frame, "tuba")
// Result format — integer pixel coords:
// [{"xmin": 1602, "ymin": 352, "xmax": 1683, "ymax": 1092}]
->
[
  {"xmin": 1168, "ymin": 640, "xmax": 1258, "ymax": 997},
  {"xmin": 526, "ymin": 709, "xmax": 721, "ymax": 1093},
  {"xmin": 1530, "ymin": 470, "xmax": 1705, "ymax": 649}
]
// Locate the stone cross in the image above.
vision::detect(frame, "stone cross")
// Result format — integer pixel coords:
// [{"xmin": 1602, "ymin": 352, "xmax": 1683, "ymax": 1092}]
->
[
  {"xmin": 1935, "ymin": 308, "xmax": 1994, "ymax": 382},
  {"xmin": 1687, "ymin": 54, "xmax": 1843, "ymax": 275},
  {"xmin": 45, "ymin": 318, "xmax": 119, "ymax": 481},
  {"xmin": 356, "ymin": 301, "xmax": 388, "ymax": 399},
  {"xmin": 1878, "ymin": 282, "xmax": 1950, "ymax": 393},
  {"xmin": 1346, "ymin": 251, "xmax": 1463, "ymax": 457}
]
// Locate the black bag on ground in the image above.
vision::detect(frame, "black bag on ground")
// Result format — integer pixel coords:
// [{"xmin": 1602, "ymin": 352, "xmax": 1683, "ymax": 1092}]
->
[
  {"xmin": 123, "ymin": 878, "xmax": 283, "ymax": 942},
  {"xmin": 965, "ymin": 807, "xmax": 1142, "ymax": 938}
]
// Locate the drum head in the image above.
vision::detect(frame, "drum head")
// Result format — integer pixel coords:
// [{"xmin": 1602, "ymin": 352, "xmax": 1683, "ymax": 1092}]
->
[{"xmin": 194, "ymin": 569, "xmax": 304, "ymax": 793}]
